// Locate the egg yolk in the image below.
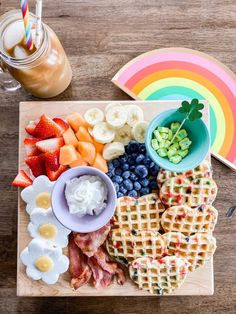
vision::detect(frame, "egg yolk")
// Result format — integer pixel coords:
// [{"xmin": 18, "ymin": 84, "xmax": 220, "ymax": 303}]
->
[
  {"xmin": 35, "ymin": 256, "xmax": 54, "ymax": 272},
  {"xmin": 35, "ymin": 192, "xmax": 51, "ymax": 209},
  {"xmin": 38, "ymin": 223, "xmax": 58, "ymax": 239}
]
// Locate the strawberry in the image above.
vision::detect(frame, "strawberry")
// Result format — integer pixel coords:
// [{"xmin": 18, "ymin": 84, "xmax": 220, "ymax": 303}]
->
[
  {"xmin": 46, "ymin": 164, "xmax": 67, "ymax": 181},
  {"xmin": 36, "ymin": 137, "xmax": 64, "ymax": 154},
  {"xmin": 34, "ymin": 114, "xmax": 62, "ymax": 139},
  {"xmin": 25, "ymin": 119, "xmax": 39, "ymax": 136},
  {"xmin": 53, "ymin": 117, "xmax": 69, "ymax": 135},
  {"xmin": 25, "ymin": 154, "xmax": 45, "ymax": 177},
  {"xmin": 24, "ymin": 138, "xmax": 41, "ymax": 156},
  {"xmin": 12, "ymin": 170, "xmax": 33, "ymax": 188},
  {"xmin": 44, "ymin": 151, "xmax": 60, "ymax": 171}
]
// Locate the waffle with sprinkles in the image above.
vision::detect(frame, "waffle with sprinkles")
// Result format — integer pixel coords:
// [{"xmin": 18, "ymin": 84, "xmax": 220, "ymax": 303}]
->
[
  {"xmin": 161, "ymin": 204, "xmax": 218, "ymax": 235},
  {"xmin": 163, "ymin": 232, "xmax": 217, "ymax": 272},
  {"xmin": 129, "ymin": 256, "xmax": 189, "ymax": 295},
  {"xmin": 106, "ymin": 229, "xmax": 165, "ymax": 265},
  {"xmin": 112, "ymin": 193, "xmax": 165, "ymax": 231},
  {"xmin": 159, "ymin": 177, "xmax": 218, "ymax": 207}
]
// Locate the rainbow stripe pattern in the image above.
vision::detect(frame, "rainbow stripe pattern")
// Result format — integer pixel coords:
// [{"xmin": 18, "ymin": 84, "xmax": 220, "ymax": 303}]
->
[
  {"xmin": 112, "ymin": 48, "xmax": 236, "ymax": 171},
  {"xmin": 20, "ymin": 0, "xmax": 33, "ymax": 50}
]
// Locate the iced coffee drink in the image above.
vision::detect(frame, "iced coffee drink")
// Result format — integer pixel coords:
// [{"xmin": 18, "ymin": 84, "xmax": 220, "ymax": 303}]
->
[{"xmin": 0, "ymin": 10, "xmax": 72, "ymax": 98}]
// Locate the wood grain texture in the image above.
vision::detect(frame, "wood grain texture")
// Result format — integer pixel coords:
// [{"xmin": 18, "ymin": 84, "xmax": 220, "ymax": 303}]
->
[
  {"xmin": 0, "ymin": 0, "xmax": 236, "ymax": 313},
  {"xmin": 17, "ymin": 100, "xmax": 212, "ymax": 297}
]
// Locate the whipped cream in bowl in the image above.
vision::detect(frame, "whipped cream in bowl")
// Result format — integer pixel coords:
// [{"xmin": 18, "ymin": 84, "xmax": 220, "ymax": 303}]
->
[{"xmin": 51, "ymin": 166, "xmax": 116, "ymax": 233}]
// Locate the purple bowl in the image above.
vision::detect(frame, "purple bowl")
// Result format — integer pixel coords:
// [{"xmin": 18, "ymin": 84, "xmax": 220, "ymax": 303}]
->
[{"xmin": 51, "ymin": 166, "xmax": 116, "ymax": 233}]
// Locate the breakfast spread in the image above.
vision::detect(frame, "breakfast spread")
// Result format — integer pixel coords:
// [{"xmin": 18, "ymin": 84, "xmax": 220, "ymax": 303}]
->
[
  {"xmin": 65, "ymin": 175, "xmax": 108, "ymax": 217},
  {"xmin": 15, "ymin": 100, "xmax": 219, "ymax": 296}
]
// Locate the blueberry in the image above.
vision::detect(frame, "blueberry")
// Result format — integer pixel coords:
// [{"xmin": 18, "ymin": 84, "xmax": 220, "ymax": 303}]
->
[
  {"xmin": 107, "ymin": 171, "xmax": 113, "ymax": 178},
  {"xmin": 113, "ymin": 182, "xmax": 119, "ymax": 193},
  {"xmin": 117, "ymin": 192, "xmax": 124, "ymax": 198},
  {"xmin": 130, "ymin": 173, "xmax": 138, "ymax": 181},
  {"xmin": 127, "ymin": 140, "xmax": 140, "ymax": 153},
  {"xmin": 122, "ymin": 171, "xmax": 130, "ymax": 179},
  {"xmin": 123, "ymin": 179, "xmax": 133, "ymax": 191},
  {"xmin": 128, "ymin": 156, "xmax": 136, "ymax": 165},
  {"xmin": 113, "ymin": 175, "xmax": 123, "ymax": 184},
  {"xmin": 113, "ymin": 159, "xmax": 120, "ymax": 168},
  {"xmin": 139, "ymin": 144, "xmax": 146, "ymax": 153},
  {"xmin": 108, "ymin": 162, "xmax": 114, "ymax": 171},
  {"xmin": 136, "ymin": 154, "xmax": 145, "ymax": 164},
  {"xmin": 130, "ymin": 165, "xmax": 136, "ymax": 171},
  {"xmin": 150, "ymin": 180, "xmax": 158, "ymax": 190},
  {"xmin": 143, "ymin": 156, "xmax": 152, "ymax": 167},
  {"xmin": 119, "ymin": 154, "xmax": 128, "ymax": 163},
  {"xmin": 128, "ymin": 190, "xmax": 138, "ymax": 197},
  {"xmin": 119, "ymin": 185, "xmax": 128, "ymax": 194},
  {"xmin": 134, "ymin": 182, "xmax": 141, "ymax": 191},
  {"xmin": 135, "ymin": 165, "xmax": 148, "ymax": 178},
  {"xmin": 149, "ymin": 164, "xmax": 159, "ymax": 177},
  {"xmin": 115, "ymin": 168, "xmax": 122, "ymax": 176},
  {"xmin": 140, "ymin": 187, "xmax": 150, "ymax": 196},
  {"xmin": 121, "ymin": 163, "xmax": 129, "ymax": 171},
  {"xmin": 140, "ymin": 178, "xmax": 150, "ymax": 187}
]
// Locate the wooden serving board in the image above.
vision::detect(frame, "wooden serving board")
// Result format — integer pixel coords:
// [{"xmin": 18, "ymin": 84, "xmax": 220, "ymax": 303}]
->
[{"xmin": 17, "ymin": 100, "xmax": 214, "ymax": 297}]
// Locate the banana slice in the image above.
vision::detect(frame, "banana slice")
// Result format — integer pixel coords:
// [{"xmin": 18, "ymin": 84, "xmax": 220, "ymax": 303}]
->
[
  {"xmin": 114, "ymin": 124, "xmax": 133, "ymax": 145},
  {"xmin": 126, "ymin": 105, "xmax": 144, "ymax": 127},
  {"xmin": 106, "ymin": 106, "xmax": 127, "ymax": 129},
  {"xmin": 93, "ymin": 122, "xmax": 115, "ymax": 144},
  {"xmin": 105, "ymin": 102, "xmax": 122, "ymax": 114},
  {"xmin": 132, "ymin": 121, "xmax": 149, "ymax": 143},
  {"xmin": 84, "ymin": 108, "xmax": 104, "ymax": 126},
  {"xmin": 103, "ymin": 142, "xmax": 125, "ymax": 161}
]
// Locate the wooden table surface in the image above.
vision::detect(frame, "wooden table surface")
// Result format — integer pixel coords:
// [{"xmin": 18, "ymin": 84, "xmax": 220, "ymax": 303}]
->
[{"xmin": 0, "ymin": 0, "xmax": 235, "ymax": 313}]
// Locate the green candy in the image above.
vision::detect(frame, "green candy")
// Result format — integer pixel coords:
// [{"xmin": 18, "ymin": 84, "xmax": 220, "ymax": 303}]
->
[
  {"xmin": 157, "ymin": 148, "xmax": 168, "ymax": 157},
  {"xmin": 151, "ymin": 139, "xmax": 159, "ymax": 150},
  {"xmin": 179, "ymin": 137, "xmax": 192, "ymax": 150},
  {"xmin": 158, "ymin": 126, "xmax": 169, "ymax": 133},
  {"xmin": 170, "ymin": 122, "xmax": 180, "ymax": 133},
  {"xmin": 169, "ymin": 155, "xmax": 182, "ymax": 164},
  {"xmin": 154, "ymin": 130, "xmax": 163, "ymax": 142},
  {"xmin": 178, "ymin": 149, "xmax": 189, "ymax": 158},
  {"xmin": 176, "ymin": 129, "xmax": 187, "ymax": 141}
]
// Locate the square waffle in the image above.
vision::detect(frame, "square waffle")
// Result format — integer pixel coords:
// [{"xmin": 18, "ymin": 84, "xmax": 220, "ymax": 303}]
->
[
  {"xmin": 159, "ymin": 177, "xmax": 218, "ymax": 207},
  {"xmin": 113, "ymin": 193, "xmax": 165, "ymax": 231},
  {"xmin": 161, "ymin": 204, "xmax": 218, "ymax": 234},
  {"xmin": 106, "ymin": 229, "xmax": 165, "ymax": 264},
  {"xmin": 157, "ymin": 160, "xmax": 212, "ymax": 188},
  {"xmin": 162, "ymin": 232, "xmax": 217, "ymax": 272},
  {"xmin": 129, "ymin": 256, "xmax": 189, "ymax": 295}
]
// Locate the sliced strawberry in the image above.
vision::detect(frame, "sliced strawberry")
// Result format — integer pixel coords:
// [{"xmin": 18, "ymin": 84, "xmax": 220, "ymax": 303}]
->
[
  {"xmin": 46, "ymin": 164, "xmax": 67, "ymax": 181},
  {"xmin": 25, "ymin": 119, "xmax": 39, "ymax": 136},
  {"xmin": 34, "ymin": 114, "xmax": 62, "ymax": 139},
  {"xmin": 53, "ymin": 117, "xmax": 69, "ymax": 135},
  {"xmin": 44, "ymin": 151, "xmax": 60, "ymax": 172},
  {"xmin": 24, "ymin": 138, "xmax": 41, "ymax": 156},
  {"xmin": 25, "ymin": 154, "xmax": 45, "ymax": 177},
  {"xmin": 36, "ymin": 137, "xmax": 64, "ymax": 154},
  {"xmin": 12, "ymin": 170, "xmax": 33, "ymax": 188}
]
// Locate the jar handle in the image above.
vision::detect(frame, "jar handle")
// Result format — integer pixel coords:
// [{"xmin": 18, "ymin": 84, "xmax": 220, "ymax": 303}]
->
[{"xmin": 0, "ymin": 58, "xmax": 21, "ymax": 92}]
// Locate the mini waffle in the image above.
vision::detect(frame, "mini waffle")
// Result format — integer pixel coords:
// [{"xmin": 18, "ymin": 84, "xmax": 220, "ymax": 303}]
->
[
  {"xmin": 106, "ymin": 229, "xmax": 165, "ymax": 265},
  {"xmin": 157, "ymin": 160, "xmax": 212, "ymax": 188},
  {"xmin": 112, "ymin": 193, "xmax": 165, "ymax": 231},
  {"xmin": 129, "ymin": 256, "xmax": 189, "ymax": 295},
  {"xmin": 159, "ymin": 177, "xmax": 218, "ymax": 207},
  {"xmin": 161, "ymin": 204, "xmax": 218, "ymax": 234},
  {"xmin": 163, "ymin": 232, "xmax": 217, "ymax": 272}
]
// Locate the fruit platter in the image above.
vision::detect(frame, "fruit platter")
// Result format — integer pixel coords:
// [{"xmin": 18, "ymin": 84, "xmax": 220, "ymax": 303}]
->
[{"xmin": 16, "ymin": 100, "xmax": 218, "ymax": 296}]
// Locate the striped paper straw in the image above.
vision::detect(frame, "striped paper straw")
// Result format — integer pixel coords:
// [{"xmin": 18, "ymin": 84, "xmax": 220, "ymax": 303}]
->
[
  {"xmin": 35, "ymin": 0, "xmax": 42, "ymax": 49},
  {"xmin": 20, "ymin": 0, "xmax": 34, "ymax": 50}
]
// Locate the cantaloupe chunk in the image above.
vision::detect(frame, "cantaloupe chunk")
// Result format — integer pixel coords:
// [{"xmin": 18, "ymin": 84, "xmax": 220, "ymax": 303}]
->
[
  {"xmin": 69, "ymin": 152, "xmax": 88, "ymax": 168},
  {"xmin": 93, "ymin": 141, "xmax": 104, "ymax": 154},
  {"xmin": 62, "ymin": 127, "xmax": 79, "ymax": 147},
  {"xmin": 76, "ymin": 126, "xmax": 93, "ymax": 143},
  {"xmin": 77, "ymin": 141, "xmax": 96, "ymax": 165},
  {"xmin": 93, "ymin": 153, "xmax": 108, "ymax": 173},
  {"xmin": 59, "ymin": 145, "xmax": 78, "ymax": 165},
  {"xmin": 66, "ymin": 112, "xmax": 88, "ymax": 132}
]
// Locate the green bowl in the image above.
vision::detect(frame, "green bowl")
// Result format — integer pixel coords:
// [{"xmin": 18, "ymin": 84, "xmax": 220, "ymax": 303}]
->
[{"xmin": 145, "ymin": 109, "xmax": 210, "ymax": 172}]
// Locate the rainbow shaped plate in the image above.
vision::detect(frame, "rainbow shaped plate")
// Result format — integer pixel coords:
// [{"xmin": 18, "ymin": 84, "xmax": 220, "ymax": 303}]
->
[{"xmin": 112, "ymin": 47, "xmax": 236, "ymax": 171}]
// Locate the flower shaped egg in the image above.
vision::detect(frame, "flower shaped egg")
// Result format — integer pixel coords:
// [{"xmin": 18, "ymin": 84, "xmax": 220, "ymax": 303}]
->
[
  {"xmin": 20, "ymin": 238, "xmax": 69, "ymax": 284},
  {"xmin": 28, "ymin": 208, "xmax": 71, "ymax": 248},
  {"xmin": 21, "ymin": 176, "xmax": 54, "ymax": 214}
]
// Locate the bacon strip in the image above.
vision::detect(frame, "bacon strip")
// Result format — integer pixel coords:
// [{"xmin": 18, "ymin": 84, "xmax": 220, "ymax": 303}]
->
[
  {"xmin": 88, "ymin": 256, "xmax": 113, "ymax": 289},
  {"xmin": 68, "ymin": 234, "xmax": 92, "ymax": 290},
  {"xmin": 73, "ymin": 224, "xmax": 111, "ymax": 257}
]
